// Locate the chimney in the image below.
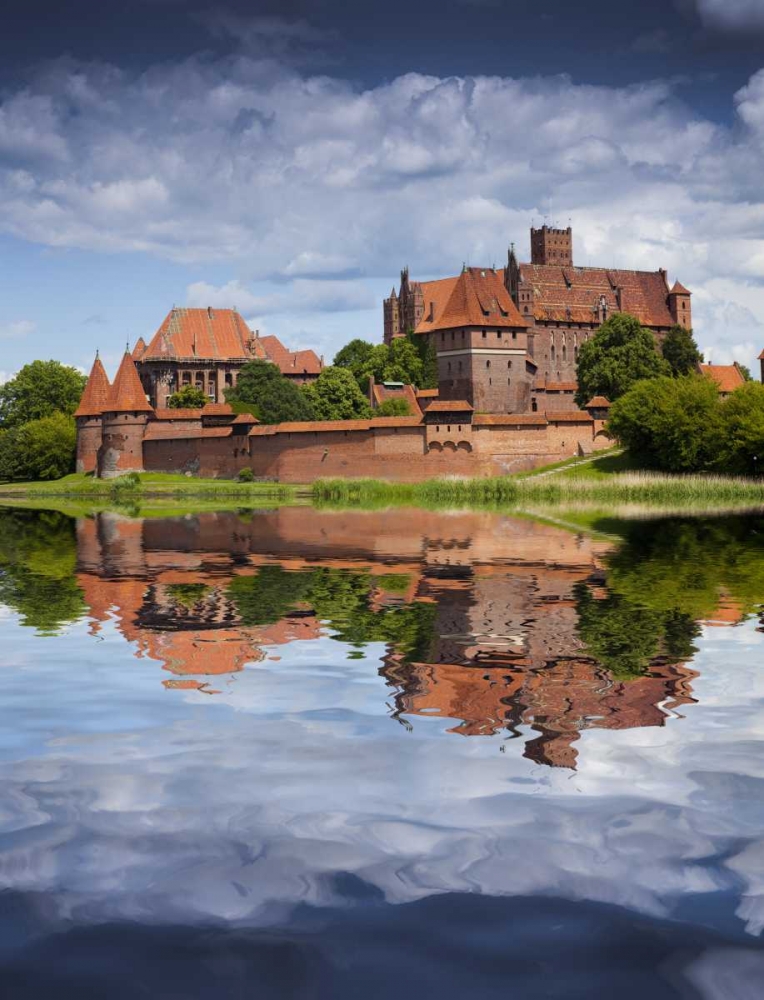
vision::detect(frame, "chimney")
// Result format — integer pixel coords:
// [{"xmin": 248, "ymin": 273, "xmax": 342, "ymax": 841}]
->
[{"xmin": 207, "ymin": 306, "xmax": 214, "ymax": 319}]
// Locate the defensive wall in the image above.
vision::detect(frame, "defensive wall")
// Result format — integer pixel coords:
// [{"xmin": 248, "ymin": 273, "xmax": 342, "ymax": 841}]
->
[{"xmin": 141, "ymin": 411, "xmax": 611, "ymax": 482}]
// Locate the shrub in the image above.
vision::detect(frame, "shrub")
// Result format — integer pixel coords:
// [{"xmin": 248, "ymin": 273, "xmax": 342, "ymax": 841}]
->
[{"xmin": 237, "ymin": 467, "xmax": 255, "ymax": 482}]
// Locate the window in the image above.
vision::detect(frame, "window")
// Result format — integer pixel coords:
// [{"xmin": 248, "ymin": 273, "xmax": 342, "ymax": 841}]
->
[
  {"xmin": 498, "ymin": 330, "xmax": 502, "ymax": 339},
  {"xmin": 512, "ymin": 332, "xmax": 516, "ymax": 340},
  {"xmin": 447, "ymin": 362, "xmax": 452, "ymax": 373},
  {"xmin": 507, "ymin": 360, "xmax": 512, "ymax": 369},
  {"xmin": 507, "ymin": 378, "xmax": 511, "ymax": 385},
  {"xmin": 486, "ymin": 360, "xmax": 491, "ymax": 368},
  {"xmin": 458, "ymin": 361, "xmax": 463, "ymax": 373}
]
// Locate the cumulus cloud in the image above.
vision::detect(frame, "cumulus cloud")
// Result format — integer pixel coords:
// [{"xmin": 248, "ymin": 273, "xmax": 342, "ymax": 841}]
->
[
  {"xmin": 0, "ymin": 319, "xmax": 34, "ymax": 340},
  {"xmin": 0, "ymin": 44, "xmax": 763, "ymax": 360}
]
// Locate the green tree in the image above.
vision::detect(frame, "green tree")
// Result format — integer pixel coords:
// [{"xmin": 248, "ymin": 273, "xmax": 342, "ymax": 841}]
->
[
  {"xmin": 334, "ymin": 339, "xmax": 375, "ymax": 373},
  {"xmin": 383, "ymin": 337, "xmax": 424, "ymax": 386},
  {"xmin": 661, "ymin": 324, "xmax": 703, "ymax": 376},
  {"xmin": 167, "ymin": 384, "xmax": 207, "ymax": 409},
  {"xmin": 225, "ymin": 360, "xmax": 315, "ymax": 424},
  {"xmin": 716, "ymin": 381, "xmax": 764, "ymax": 476},
  {"xmin": 0, "ymin": 413, "xmax": 77, "ymax": 481},
  {"xmin": 302, "ymin": 366, "xmax": 372, "ymax": 420},
  {"xmin": 334, "ymin": 334, "xmax": 433, "ymax": 392},
  {"xmin": 574, "ymin": 313, "xmax": 671, "ymax": 408},
  {"xmin": 739, "ymin": 364, "xmax": 753, "ymax": 382},
  {"xmin": 607, "ymin": 374, "xmax": 722, "ymax": 472},
  {"xmin": 376, "ymin": 398, "xmax": 411, "ymax": 416},
  {"xmin": 0, "ymin": 360, "xmax": 87, "ymax": 429}
]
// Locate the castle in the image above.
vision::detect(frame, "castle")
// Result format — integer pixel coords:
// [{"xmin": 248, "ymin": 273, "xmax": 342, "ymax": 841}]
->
[
  {"xmin": 74, "ymin": 225, "xmax": 697, "ymax": 481},
  {"xmin": 384, "ymin": 225, "xmax": 692, "ymax": 413}
]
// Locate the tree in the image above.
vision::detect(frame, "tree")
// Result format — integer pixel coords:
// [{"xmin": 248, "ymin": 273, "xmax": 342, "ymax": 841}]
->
[
  {"xmin": 739, "ymin": 364, "xmax": 753, "ymax": 382},
  {"xmin": 334, "ymin": 334, "xmax": 432, "ymax": 392},
  {"xmin": 302, "ymin": 366, "xmax": 372, "ymax": 420},
  {"xmin": 334, "ymin": 339, "xmax": 375, "ymax": 373},
  {"xmin": 0, "ymin": 360, "xmax": 87, "ymax": 429},
  {"xmin": 716, "ymin": 381, "xmax": 764, "ymax": 475},
  {"xmin": 661, "ymin": 324, "xmax": 703, "ymax": 376},
  {"xmin": 376, "ymin": 398, "xmax": 411, "ymax": 416},
  {"xmin": 16, "ymin": 413, "xmax": 78, "ymax": 480},
  {"xmin": 384, "ymin": 337, "xmax": 424, "ymax": 386},
  {"xmin": 225, "ymin": 360, "xmax": 315, "ymax": 424},
  {"xmin": 574, "ymin": 313, "xmax": 671, "ymax": 408},
  {"xmin": 607, "ymin": 374, "xmax": 722, "ymax": 472},
  {"xmin": 167, "ymin": 384, "xmax": 207, "ymax": 409}
]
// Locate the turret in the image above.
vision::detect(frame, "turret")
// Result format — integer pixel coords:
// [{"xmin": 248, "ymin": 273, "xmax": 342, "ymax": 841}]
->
[
  {"xmin": 668, "ymin": 280, "xmax": 692, "ymax": 330},
  {"xmin": 97, "ymin": 349, "xmax": 154, "ymax": 479},
  {"xmin": 73, "ymin": 352, "xmax": 111, "ymax": 474}
]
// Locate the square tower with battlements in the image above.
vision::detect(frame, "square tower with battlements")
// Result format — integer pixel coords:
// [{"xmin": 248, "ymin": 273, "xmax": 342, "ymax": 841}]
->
[{"xmin": 530, "ymin": 225, "xmax": 573, "ymax": 266}]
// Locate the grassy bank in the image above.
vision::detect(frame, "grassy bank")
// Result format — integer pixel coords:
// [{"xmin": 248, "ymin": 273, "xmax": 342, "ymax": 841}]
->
[
  {"xmin": 0, "ymin": 472, "xmax": 302, "ymax": 504},
  {"xmin": 312, "ymin": 470, "xmax": 764, "ymax": 510}
]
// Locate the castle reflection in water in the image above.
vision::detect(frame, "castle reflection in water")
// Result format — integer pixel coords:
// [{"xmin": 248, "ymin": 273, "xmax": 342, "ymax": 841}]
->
[{"xmin": 57, "ymin": 506, "xmax": 750, "ymax": 770}]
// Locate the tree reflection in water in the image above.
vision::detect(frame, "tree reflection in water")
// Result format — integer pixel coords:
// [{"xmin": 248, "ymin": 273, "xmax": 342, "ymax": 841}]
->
[{"xmin": 1, "ymin": 506, "xmax": 762, "ymax": 768}]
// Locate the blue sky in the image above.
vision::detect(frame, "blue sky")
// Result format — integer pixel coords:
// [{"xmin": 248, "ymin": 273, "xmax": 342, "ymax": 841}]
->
[{"xmin": 1, "ymin": 0, "xmax": 764, "ymax": 381}]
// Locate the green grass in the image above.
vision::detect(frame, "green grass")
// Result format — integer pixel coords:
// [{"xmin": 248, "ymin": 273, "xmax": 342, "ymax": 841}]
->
[{"xmin": 0, "ymin": 471, "xmax": 302, "ymax": 504}]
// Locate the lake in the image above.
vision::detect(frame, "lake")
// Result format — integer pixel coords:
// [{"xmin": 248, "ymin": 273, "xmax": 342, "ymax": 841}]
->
[{"xmin": 1, "ymin": 504, "xmax": 764, "ymax": 998}]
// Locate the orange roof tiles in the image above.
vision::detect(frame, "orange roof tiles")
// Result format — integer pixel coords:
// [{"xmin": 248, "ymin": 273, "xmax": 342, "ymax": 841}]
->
[
  {"xmin": 260, "ymin": 335, "xmax": 323, "ymax": 376},
  {"xmin": 248, "ymin": 416, "xmax": 422, "ymax": 436},
  {"xmin": 585, "ymin": 396, "xmax": 611, "ymax": 408},
  {"xmin": 519, "ymin": 264, "xmax": 675, "ymax": 328},
  {"xmin": 420, "ymin": 268, "xmax": 528, "ymax": 334},
  {"xmin": 106, "ymin": 351, "xmax": 153, "ymax": 413},
  {"xmin": 202, "ymin": 402, "xmax": 234, "ymax": 416},
  {"xmin": 132, "ymin": 337, "xmax": 147, "ymax": 360},
  {"xmin": 546, "ymin": 411, "xmax": 593, "ymax": 423},
  {"xmin": 142, "ymin": 307, "xmax": 257, "ymax": 362},
  {"xmin": 142, "ymin": 424, "xmax": 233, "ymax": 441},
  {"xmin": 153, "ymin": 408, "xmax": 204, "ymax": 420},
  {"xmin": 74, "ymin": 354, "xmax": 112, "ymax": 417},
  {"xmin": 670, "ymin": 281, "xmax": 691, "ymax": 295},
  {"xmin": 544, "ymin": 382, "xmax": 578, "ymax": 392},
  {"xmin": 372, "ymin": 382, "xmax": 422, "ymax": 416},
  {"xmin": 412, "ymin": 276, "xmax": 459, "ymax": 334},
  {"xmin": 473, "ymin": 413, "xmax": 548, "ymax": 426},
  {"xmin": 424, "ymin": 399, "xmax": 474, "ymax": 412},
  {"xmin": 232, "ymin": 412, "xmax": 259, "ymax": 424},
  {"xmin": 416, "ymin": 388, "xmax": 439, "ymax": 398},
  {"xmin": 699, "ymin": 363, "xmax": 746, "ymax": 393}
]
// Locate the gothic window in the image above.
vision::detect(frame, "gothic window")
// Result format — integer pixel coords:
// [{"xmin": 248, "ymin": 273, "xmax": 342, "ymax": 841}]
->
[
  {"xmin": 551, "ymin": 344, "xmax": 556, "ymax": 362},
  {"xmin": 486, "ymin": 360, "xmax": 491, "ymax": 368},
  {"xmin": 482, "ymin": 330, "xmax": 487, "ymax": 339},
  {"xmin": 507, "ymin": 360, "xmax": 512, "ymax": 368}
]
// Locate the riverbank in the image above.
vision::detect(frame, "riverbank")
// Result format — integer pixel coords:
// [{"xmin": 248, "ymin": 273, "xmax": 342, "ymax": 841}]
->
[{"xmin": 0, "ymin": 472, "xmax": 302, "ymax": 503}]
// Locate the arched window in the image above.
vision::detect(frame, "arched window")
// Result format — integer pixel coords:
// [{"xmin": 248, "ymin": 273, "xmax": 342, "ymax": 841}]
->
[{"xmin": 486, "ymin": 360, "xmax": 491, "ymax": 369}]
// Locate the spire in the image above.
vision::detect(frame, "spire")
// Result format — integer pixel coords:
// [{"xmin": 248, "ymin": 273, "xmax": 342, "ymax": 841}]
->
[
  {"xmin": 106, "ymin": 350, "xmax": 153, "ymax": 413},
  {"xmin": 669, "ymin": 280, "xmax": 691, "ymax": 295},
  {"xmin": 74, "ymin": 353, "xmax": 112, "ymax": 418}
]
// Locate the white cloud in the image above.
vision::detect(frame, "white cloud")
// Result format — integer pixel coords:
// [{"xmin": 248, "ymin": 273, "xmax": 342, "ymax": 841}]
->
[
  {"xmin": 690, "ymin": 0, "xmax": 764, "ymax": 33},
  {"xmin": 0, "ymin": 319, "xmax": 34, "ymax": 340},
  {"xmin": 0, "ymin": 47, "xmax": 763, "ymax": 362}
]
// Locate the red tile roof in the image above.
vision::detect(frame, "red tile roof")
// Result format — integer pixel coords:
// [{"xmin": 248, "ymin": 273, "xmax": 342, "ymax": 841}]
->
[
  {"xmin": 473, "ymin": 413, "xmax": 548, "ymax": 426},
  {"xmin": 699, "ymin": 363, "xmax": 746, "ymax": 393},
  {"xmin": 546, "ymin": 411, "xmax": 593, "ymax": 423},
  {"xmin": 416, "ymin": 268, "xmax": 528, "ymax": 334},
  {"xmin": 132, "ymin": 337, "xmax": 147, "ymax": 360},
  {"xmin": 544, "ymin": 382, "xmax": 577, "ymax": 392},
  {"xmin": 142, "ymin": 308, "xmax": 259, "ymax": 362},
  {"xmin": 74, "ymin": 354, "xmax": 112, "ymax": 417},
  {"xmin": 232, "ymin": 412, "xmax": 259, "ymax": 424},
  {"xmin": 259, "ymin": 335, "xmax": 323, "ymax": 376},
  {"xmin": 585, "ymin": 396, "xmax": 611, "ymax": 408},
  {"xmin": 153, "ymin": 408, "xmax": 204, "ymax": 420},
  {"xmin": 415, "ymin": 388, "xmax": 439, "ymax": 398},
  {"xmin": 106, "ymin": 351, "xmax": 153, "ymax": 412},
  {"xmin": 423, "ymin": 399, "xmax": 474, "ymax": 412},
  {"xmin": 412, "ymin": 276, "xmax": 459, "ymax": 334},
  {"xmin": 372, "ymin": 382, "xmax": 422, "ymax": 416},
  {"xmin": 518, "ymin": 264, "xmax": 675, "ymax": 328},
  {"xmin": 202, "ymin": 402, "xmax": 234, "ymax": 416},
  {"xmin": 142, "ymin": 425, "xmax": 233, "ymax": 441},
  {"xmin": 248, "ymin": 416, "xmax": 421, "ymax": 436},
  {"xmin": 670, "ymin": 281, "xmax": 691, "ymax": 296}
]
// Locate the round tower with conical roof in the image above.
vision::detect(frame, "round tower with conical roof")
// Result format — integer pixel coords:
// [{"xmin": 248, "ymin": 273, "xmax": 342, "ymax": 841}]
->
[
  {"xmin": 97, "ymin": 349, "xmax": 154, "ymax": 478},
  {"xmin": 74, "ymin": 352, "xmax": 112, "ymax": 474}
]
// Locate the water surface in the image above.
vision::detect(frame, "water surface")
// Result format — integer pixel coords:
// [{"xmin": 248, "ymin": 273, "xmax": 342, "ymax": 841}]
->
[{"xmin": 2, "ymin": 505, "xmax": 764, "ymax": 998}]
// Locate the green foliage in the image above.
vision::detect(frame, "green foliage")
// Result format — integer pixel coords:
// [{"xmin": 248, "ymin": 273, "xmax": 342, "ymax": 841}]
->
[
  {"xmin": 237, "ymin": 467, "xmax": 255, "ymax": 482},
  {"xmin": 302, "ymin": 366, "xmax": 372, "ymax": 420},
  {"xmin": 0, "ymin": 360, "xmax": 87, "ymax": 429},
  {"xmin": 375, "ymin": 398, "xmax": 411, "ymax": 417},
  {"xmin": 167, "ymin": 384, "xmax": 208, "ymax": 409},
  {"xmin": 227, "ymin": 564, "xmax": 436, "ymax": 664},
  {"xmin": 0, "ymin": 508, "xmax": 87, "ymax": 634},
  {"xmin": 333, "ymin": 334, "xmax": 429, "ymax": 392},
  {"xmin": 0, "ymin": 413, "xmax": 77, "ymax": 481},
  {"xmin": 575, "ymin": 313, "xmax": 671, "ymax": 407},
  {"xmin": 225, "ymin": 360, "xmax": 315, "ymax": 424},
  {"xmin": 607, "ymin": 375, "xmax": 722, "ymax": 472},
  {"xmin": 716, "ymin": 381, "xmax": 764, "ymax": 476},
  {"xmin": 661, "ymin": 324, "xmax": 703, "ymax": 376},
  {"xmin": 739, "ymin": 365, "xmax": 753, "ymax": 382}
]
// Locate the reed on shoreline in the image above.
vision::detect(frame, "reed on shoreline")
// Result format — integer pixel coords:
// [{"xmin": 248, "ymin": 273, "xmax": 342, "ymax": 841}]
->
[{"xmin": 312, "ymin": 472, "xmax": 764, "ymax": 509}]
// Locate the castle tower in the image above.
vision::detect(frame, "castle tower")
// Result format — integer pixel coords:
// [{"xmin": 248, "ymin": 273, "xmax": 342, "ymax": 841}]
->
[
  {"xmin": 97, "ymin": 349, "xmax": 154, "ymax": 479},
  {"xmin": 530, "ymin": 225, "xmax": 573, "ymax": 266},
  {"xmin": 668, "ymin": 280, "xmax": 692, "ymax": 330},
  {"xmin": 74, "ymin": 352, "xmax": 111, "ymax": 474},
  {"xmin": 383, "ymin": 286, "xmax": 400, "ymax": 345}
]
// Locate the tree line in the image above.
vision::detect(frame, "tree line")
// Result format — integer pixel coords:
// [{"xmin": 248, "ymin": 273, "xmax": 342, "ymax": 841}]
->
[{"xmin": 574, "ymin": 312, "xmax": 760, "ymax": 475}]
